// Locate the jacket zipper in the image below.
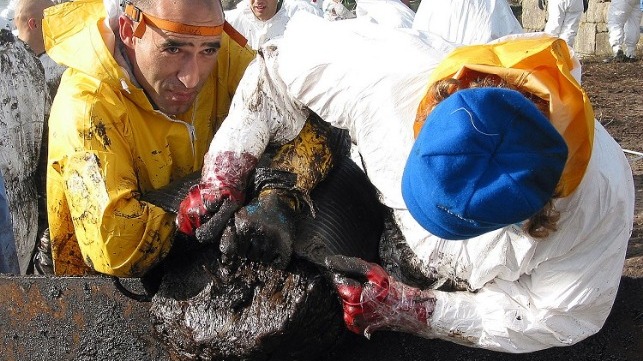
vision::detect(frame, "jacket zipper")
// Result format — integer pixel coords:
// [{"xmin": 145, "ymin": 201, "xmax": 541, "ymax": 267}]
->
[{"xmin": 120, "ymin": 78, "xmax": 198, "ymax": 158}]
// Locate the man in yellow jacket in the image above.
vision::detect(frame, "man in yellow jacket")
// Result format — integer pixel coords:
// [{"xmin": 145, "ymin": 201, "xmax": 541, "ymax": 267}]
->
[{"xmin": 42, "ymin": 0, "xmax": 255, "ymax": 277}]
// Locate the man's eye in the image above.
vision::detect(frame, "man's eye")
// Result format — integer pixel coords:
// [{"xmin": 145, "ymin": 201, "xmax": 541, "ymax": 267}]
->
[
  {"xmin": 165, "ymin": 47, "xmax": 180, "ymax": 54},
  {"xmin": 203, "ymin": 48, "xmax": 219, "ymax": 56}
]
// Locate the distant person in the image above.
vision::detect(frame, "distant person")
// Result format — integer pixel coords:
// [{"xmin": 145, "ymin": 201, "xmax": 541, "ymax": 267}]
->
[
  {"xmin": 14, "ymin": 0, "xmax": 66, "ymax": 97},
  {"xmin": 323, "ymin": 0, "xmax": 356, "ymax": 20},
  {"xmin": 14, "ymin": 0, "xmax": 69, "ymax": 275},
  {"xmin": 605, "ymin": 0, "xmax": 642, "ymax": 62},
  {"xmin": 0, "ymin": 0, "xmax": 18, "ymax": 32},
  {"xmin": 226, "ymin": 0, "xmax": 321, "ymax": 50},
  {"xmin": 354, "ymin": 0, "xmax": 414, "ymax": 28},
  {"xmin": 412, "ymin": 0, "xmax": 523, "ymax": 45},
  {"xmin": 0, "ymin": 172, "xmax": 20, "ymax": 274},
  {"xmin": 282, "ymin": 0, "xmax": 323, "ymax": 18},
  {"xmin": 540, "ymin": 0, "xmax": 586, "ymax": 48}
]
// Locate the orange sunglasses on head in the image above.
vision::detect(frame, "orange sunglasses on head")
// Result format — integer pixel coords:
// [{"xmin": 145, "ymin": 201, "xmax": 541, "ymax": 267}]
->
[{"xmin": 123, "ymin": 1, "xmax": 224, "ymax": 38}]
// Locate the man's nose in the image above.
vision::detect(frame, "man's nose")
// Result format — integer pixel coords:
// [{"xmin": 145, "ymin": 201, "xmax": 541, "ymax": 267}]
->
[{"xmin": 177, "ymin": 55, "xmax": 200, "ymax": 89}]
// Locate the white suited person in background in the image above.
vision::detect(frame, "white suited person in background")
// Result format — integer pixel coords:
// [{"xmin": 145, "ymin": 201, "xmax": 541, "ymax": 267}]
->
[
  {"xmin": 540, "ymin": 0, "xmax": 586, "ymax": 48},
  {"xmin": 605, "ymin": 0, "xmax": 642, "ymax": 62},
  {"xmin": 226, "ymin": 0, "xmax": 321, "ymax": 50}
]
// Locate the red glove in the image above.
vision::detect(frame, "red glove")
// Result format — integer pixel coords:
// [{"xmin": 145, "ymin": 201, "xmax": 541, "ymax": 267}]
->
[
  {"xmin": 176, "ymin": 183, "xmax": 242, "ymax": 235},
  {"xmin": 176, "ymin": 151, "xmax": 257, "ymax": 238},
  {"xmin": 325, "ymin": 255, "xmax": 436, "ymax": 338}
]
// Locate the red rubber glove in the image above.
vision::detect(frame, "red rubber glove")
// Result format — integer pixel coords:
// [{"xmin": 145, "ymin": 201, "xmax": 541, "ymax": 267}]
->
[
  {"xmin": 176, "ymin": 151, "xmax": 257, "ymax": 238},
  {"xmin": 325, "ymin": 255, "xmax": 436, "ymax": 339}
]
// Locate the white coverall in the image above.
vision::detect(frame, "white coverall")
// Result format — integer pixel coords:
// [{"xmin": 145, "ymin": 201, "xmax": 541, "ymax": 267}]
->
[
  {"xmin": 322, "ymin": 0, "xmax": 355, "ymax": 21},
  {"xmin": 607, "ymin": 0, "xmax": 643, "ymax": 58},
  {"xmin": 203, "ymin": 12, "xmax": 634, "ymax": 352},
  {"xmin": 544, "ymin": 0, "xmax": 584, "ymax": 48},
  {"xmin": 354, "ymin": 0, "xmax": 415, "ymax": 28},
  {"xmin": 283, "ymin": 0, "xmax": 324, "ymax": 17},
  {"xmin": 412, "ymin": 0, "xmax": 523, "ymax": 44},
  {"xmin": 226, "ymin": 0, "xmax": 322, "ymax": 50}
]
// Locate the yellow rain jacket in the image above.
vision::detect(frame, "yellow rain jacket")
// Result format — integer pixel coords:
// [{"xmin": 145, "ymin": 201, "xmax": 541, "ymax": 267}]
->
[{"xmin": 43, "ymin": 0, "xmax": 255, "ymax": 277}]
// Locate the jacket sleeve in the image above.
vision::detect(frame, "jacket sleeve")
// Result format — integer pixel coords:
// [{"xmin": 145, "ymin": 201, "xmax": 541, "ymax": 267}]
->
[
  {"xmin": 49, "ymin": 92, "xmax": 174, "ymax": 278},
  {"xmin": 202, "ymin": 44, "xmax": 308, "ymax": 182},
  {"xmin": 423, "ymin": 124, "xmax": 634, "ymax": 352},
  {"xmin": 213, "ymin": 30, "xmax": 256, "ymax": 132}
]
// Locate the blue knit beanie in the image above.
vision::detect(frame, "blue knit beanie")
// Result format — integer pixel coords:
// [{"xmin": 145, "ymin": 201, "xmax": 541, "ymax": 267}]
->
[{"xmin": 401, "ymin": 87, "xmax": 568, "ymax": 240}]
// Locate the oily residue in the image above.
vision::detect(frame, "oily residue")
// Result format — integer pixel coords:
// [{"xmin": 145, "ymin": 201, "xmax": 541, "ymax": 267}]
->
[{"xmin": 151, "ymin": 156, "xmax": 385, "ymax": 360}]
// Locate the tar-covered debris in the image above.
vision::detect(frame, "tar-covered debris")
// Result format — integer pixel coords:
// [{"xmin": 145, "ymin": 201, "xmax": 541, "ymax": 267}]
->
[{"xmin": 150, "ymin": 156, "xmax": 385, "ymax": 360}]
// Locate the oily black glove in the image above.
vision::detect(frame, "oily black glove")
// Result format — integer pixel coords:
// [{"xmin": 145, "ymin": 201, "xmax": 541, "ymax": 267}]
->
[{"xmin": 218, "ymin": 188, "xmax": 299, "ymax": 269}]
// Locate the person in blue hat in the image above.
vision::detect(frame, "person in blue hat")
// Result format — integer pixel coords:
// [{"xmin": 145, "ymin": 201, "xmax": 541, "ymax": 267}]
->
[{"xmin": 183, "ymin": 12, "xmax": 635, "ymax": 353}]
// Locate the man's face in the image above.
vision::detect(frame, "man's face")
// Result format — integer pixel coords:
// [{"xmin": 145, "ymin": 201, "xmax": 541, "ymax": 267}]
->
[
  {"xmin": 250, "ymin": 0, "xmax": 279, "ymax": 21},
  {"xmin": 14, "ymin": 4, "xmax": 47, "ymax": 55},
  {"xmin": 120, "ymin": 1, "xmax": 224, "ymax": 116},
  {"xmin": 13, "ymin": 12, "xmax": 30, "ymax": 42}
]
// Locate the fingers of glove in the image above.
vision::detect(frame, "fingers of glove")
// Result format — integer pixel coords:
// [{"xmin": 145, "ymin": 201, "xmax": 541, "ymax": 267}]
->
[
  {"xmin": 176, "ymin": 194, "xmax": 204, "ymax": 235},
  {"xmin": 247, "ymin": 235, "xmax": 289, "ymax": 268},
  {"xmin": 230, "ymin": 199, "xmax": 295, "ymax": 268},
  {"xmin": 325, "ymin": 255, "xmax": 388, "ymax": 288},
  {"xmin": 342, "ymin": 302, "xmax": 384, "ymax": 337},
  {"xmin": 343, "ymin": 307, "xmax": 367, "ymax": 335},
  {"xmin": 219, "ymin": 219, "xmax": 250, "ymax": 266},
  {"xmin": 237, "ymin": 223, "xmax": 293, "ymax": 269},
  {"xmin": 332, "ymin": 273, "xmax": 363, "ymax": 305},
  {"xmin": 195, "ymin": 198, "xmax": 240, "ymax": 243},
  {"xmin": 325, "ymin": 255, "xmax": 371, "ymax": 280},
  {"xmin": 176, "ymin": 184, "xmax": 223, "ymax": 235}
]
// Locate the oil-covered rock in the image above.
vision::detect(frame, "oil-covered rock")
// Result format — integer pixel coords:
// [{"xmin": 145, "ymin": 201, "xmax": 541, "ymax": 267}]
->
[
  {"xmin": 0, "ymin": 28, "xmax": 46, "ymax": 273},
  {"xmin": 149, "ymin": 155, "xmax": 385, "ymax": 360}
]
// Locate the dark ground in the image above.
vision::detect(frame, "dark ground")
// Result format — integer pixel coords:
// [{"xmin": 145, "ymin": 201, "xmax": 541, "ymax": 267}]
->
[{"xmin": 321, "ymin": 59, "xmax": 643, "ymax": 361}]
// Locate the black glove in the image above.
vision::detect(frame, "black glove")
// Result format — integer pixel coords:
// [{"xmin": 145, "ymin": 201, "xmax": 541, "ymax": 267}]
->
[
  {"xmin": 219, "ymin": 189, "xmax": 299, "ymax": 269},
  {"xmin": 538, "ymin": 0, "xmax": 546, "ymax": 10},
  {"xmin": 140, "ymin": 172, "xmax": 201, "ymax": 214}
]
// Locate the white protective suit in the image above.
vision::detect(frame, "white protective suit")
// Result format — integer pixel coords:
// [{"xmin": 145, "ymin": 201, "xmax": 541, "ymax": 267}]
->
[
  {"xmin": 283, "ymin": 0, "xmax": 324, "ymax": 17},
  {"xmin": 226, "ymin": 0, "xmax": 323, "ymax": 50},
  {"xmin": 607, "ymin": 0, "xmax": 643, "ymax": 58},
  {"xmin": 204, "ymin": 12, "xmax": 635, "ymax": 353},
  {"xmin": 0, "ymin": 0, "xmax": 17, "ymax": 32},
  {"xmin": 412, "ymin": 0, "xmax": 523, "ymax": 44},
  {"xmin": 322, "ymin": 0, "xmax": 356, "ymax": 21},
  {"xmin": 544, "ymin": 0, "xmax": 584, "ymax": 48},
  {"xmin": 355, "ymin": 0, "xmax": 414, "ymax": 28}
]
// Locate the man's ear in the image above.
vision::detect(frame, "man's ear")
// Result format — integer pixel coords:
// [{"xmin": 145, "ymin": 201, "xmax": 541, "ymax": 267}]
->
[
  {"xmin": 27, "ymin": 18, "xmax": 38, "ymax": 30},
  {"xmin": 119, "ymin": 15, "xmax": 136, "ymax": 48}
]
